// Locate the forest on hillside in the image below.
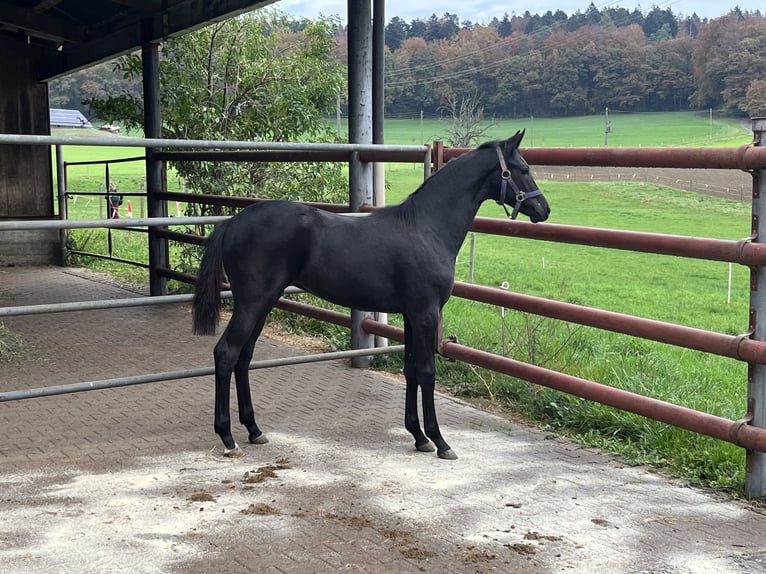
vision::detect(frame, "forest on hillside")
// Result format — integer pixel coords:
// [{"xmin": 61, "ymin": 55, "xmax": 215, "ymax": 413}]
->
[{"xmin": 50, "ymin": 5, "xmax": 766, "ymax": 120}]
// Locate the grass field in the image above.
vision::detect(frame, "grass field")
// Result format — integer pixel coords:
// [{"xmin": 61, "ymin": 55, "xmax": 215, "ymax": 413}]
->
[
  {"xmin": 347, "ymin": 110, "xmax": 748, "ymax": 148},
  {"xmin": 55, "ymin": 111, "xmax": 758, "ymax": 492}
]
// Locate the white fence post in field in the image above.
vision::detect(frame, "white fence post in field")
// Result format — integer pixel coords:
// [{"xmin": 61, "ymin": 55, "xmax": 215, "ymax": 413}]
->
[{"xmin": 747, "ymin": 117, "xmax": 766, "ymax": 498}]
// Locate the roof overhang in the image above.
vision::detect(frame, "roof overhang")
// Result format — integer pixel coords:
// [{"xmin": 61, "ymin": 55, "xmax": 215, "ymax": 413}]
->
[{"xmin": 0, "ymin": 0, "xmax": 276, "ymax": 81}]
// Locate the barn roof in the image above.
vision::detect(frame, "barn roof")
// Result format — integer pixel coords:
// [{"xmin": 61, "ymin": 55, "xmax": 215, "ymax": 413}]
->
[
  {"xmin": 49, "ymin": 108, "xmax": 92, "ymax": 128},
  {"xmin": 0, "ymin": 0, "xmax": 275, "ymax": 81}
]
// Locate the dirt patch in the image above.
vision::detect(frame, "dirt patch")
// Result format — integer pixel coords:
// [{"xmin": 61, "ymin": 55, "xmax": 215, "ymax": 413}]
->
[
  {"xmin": 241, "ymin": 503, "xmax": 281, "ymax": 515},
  {"xmin": 187, "ymin": 491, "xmax": 216, "ymax": 502},
  {"xmin": 524, "ymin": 531, "xmax": 562, "ymax": 542},
  {"xmin": 241, "ymin": 457, "xmax": 290, "ymax": 484},
  {"xmin": 533, "ymin": 166, "xmax": 752, "ymax": 201},
  {"xmin": 508, "ymin": 542, "xmax": 538, "ymax": 555},
  {"xmin": 400, "ymin": 547, "xmax": 437, "ymax": 560}
]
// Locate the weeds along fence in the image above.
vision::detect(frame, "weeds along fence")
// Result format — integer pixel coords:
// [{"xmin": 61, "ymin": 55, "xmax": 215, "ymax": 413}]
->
[{"xmin": 3, "ymin": 128, "xmax": 766, "ymax": 496}]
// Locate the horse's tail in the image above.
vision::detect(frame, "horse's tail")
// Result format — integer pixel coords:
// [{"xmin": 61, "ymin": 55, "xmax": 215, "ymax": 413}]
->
[{"xmin": 192, "ymin": 220, "xmax": 229, "ymax": 336}]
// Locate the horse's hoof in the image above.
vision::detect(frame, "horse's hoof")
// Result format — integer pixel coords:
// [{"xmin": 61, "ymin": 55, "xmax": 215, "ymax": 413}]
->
[
  {"xmin": 249, "ymin": 433, "xmax": 269, "ymax": 445},
  {"xmin": 223, "ymin": 444, "xmax": 245, "ymax": 458},
  {"xmin": 416, "ymin": 441, "xmax": 436, "ymax": 453},
  {"xmin": 437, "ymin": 448, "xmax": 458, "ymax": 460}
]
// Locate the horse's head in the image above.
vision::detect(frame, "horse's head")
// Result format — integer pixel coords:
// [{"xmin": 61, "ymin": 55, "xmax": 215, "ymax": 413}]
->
[{"xmin": 493, "ymin": 130, "xmax": 550, "ymax": 223}]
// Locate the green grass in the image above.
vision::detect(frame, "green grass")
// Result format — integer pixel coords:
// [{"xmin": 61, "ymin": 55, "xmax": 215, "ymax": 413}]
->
[
  {"xmin": 382, "ymin": 166, "xmax": 752, "ymax": 492},
  {"xmin": 53, "ymin": 113, "xmax": 758, "ymax": 492},
  {"xmin": 350, "ymin": 111, "xmax": 748, "ymax": 147}
]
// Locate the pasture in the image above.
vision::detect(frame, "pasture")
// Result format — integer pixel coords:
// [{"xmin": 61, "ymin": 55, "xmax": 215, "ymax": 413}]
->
[{"xmin": 56, "ymin": 111, "xmax": 757, "ymax": 491}]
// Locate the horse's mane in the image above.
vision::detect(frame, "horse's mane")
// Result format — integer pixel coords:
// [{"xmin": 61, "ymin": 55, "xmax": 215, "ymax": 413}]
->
[{"xmin": 378, "ymin": 140, "xmax": 501, "ymax": 224}]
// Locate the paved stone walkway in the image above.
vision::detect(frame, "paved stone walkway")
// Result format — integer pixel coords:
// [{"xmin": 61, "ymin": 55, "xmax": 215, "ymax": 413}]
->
[{"xmin": 1, "ymin": 266, "xmax": 766, "ymax": 573}]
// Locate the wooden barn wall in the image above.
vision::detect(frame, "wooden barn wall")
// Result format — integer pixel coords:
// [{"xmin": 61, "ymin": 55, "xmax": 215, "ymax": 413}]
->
[{"xmin": 0, "ymin": 38, "xmax": 53, "ymax": 219}]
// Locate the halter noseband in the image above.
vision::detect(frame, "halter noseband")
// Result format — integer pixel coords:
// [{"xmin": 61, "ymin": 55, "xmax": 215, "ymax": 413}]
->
[{"xmin": 495, "ymin": 145, "xmax": 543, "ymax": 220}]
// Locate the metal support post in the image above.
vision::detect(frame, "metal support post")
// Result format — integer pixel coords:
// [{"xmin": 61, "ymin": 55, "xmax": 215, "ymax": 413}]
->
[
  {"xmin": 55, "ymin": 145, "xmax": 67, "ymax": 265},
  {"xmin": 747, "ymin": 117, "xmax": 766, "ymax": 498},
  {"xmin": 348, "ymin": 1, "xmax": 375, "ymax": 367},
  {"xmin": 372, "ymin": 0, "xmax": 388, "ymax": 348},
  {"xmin": 142, "ymin": 40, "xmax": 168, "ymax": 296}
]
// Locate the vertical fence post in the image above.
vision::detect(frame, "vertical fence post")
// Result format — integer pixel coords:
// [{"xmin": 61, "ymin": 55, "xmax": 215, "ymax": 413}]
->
[
  {"xmin": 747, "ymin": 117, "xmax": 766, "ymax": 498},
  {"xmin": 55, "ymin": 145, "xmax": 67, "ymax": 265},
  {"xmin": 142, "ymin": 39, "xmax": 168, "ymax": 296},
  {"xmin": 372, "ymin": 0, "xmax": 388, "ymax": 349},
  {"xmin": 348, "ymin": 0, "xmax": 374, "ymax": 367}
]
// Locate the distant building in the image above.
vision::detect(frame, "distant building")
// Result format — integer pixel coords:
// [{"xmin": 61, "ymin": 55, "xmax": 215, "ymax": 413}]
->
[{"xmin": 49, "ymin": 109, "xmax": 92, "ymax": 128}]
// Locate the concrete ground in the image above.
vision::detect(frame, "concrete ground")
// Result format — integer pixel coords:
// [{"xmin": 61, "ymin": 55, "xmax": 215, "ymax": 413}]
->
[{"xmin": 1, "ymin": 266, "xmax": 766, "ymax": 573}]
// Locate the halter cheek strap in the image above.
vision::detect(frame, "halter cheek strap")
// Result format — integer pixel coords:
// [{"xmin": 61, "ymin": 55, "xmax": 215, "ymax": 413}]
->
[{"xmin": 495, "ymin": 146, "xmax": 543, "ymax": 220}]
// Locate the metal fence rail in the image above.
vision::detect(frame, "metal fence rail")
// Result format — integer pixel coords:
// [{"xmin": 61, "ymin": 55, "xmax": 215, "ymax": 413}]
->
[
  {"xmin": 0, "ymin": 345, "xmax": 405, "ymax": 402},
  {"xmin": 4, "ymin": 129, "xmax": 766, "ymax": 495}
]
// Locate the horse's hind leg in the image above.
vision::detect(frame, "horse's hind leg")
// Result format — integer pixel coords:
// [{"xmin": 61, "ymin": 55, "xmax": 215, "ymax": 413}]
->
[
  {"xmin": 234, "ymin": 314, "xmax": 269, "ymax": 446},
  {"xmin": 213, "ymin": 301, "xmax": 269, "ymax": 457}
]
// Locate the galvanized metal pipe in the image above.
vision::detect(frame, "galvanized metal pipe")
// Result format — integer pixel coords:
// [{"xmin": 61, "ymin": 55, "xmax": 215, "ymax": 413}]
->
[
  {"xmin": 0, "ymin": 345, "xmax": 404, "ymax": 402},
  {"xmin": 0, "ymin": 288, "xmax": 311, "ymax": 318},
  {"xmin": 0, "ymin": 133, "xmax": 425, "ymax": 154},
  {"xmin": 0, "ymin": 216, "xmax": 229, "ymax": 231},
  {"xmin": 0, "ymin": 211, "xmax": 368, "ymax": 232},
  {"xmin": 151, "ymin": 149, "xmax": 426, "ymax": 163},
  {"xmin": 348, "ymin": 0, "xmax": 375, "ymax": 367},
  {"xmin": 747, "ymin": 117, "xmax": 766, "ymax": 497},
  {"xmin": 0, "ymin": 293, "xmax": 210, "ymax": 317}
]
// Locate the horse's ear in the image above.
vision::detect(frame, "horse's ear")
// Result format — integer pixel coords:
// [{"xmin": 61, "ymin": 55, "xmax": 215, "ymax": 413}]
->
[{"xmin": 506, "ymin": 130, "xmax": 525, "ymax": 150}]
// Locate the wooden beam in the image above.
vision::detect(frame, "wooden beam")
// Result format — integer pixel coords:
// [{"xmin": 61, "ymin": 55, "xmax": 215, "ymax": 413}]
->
[
  {"xmin": 109, "ymin": 0, "xmax": 163, "ymax": 13},
  {"xmin": 32, "ymin": 0, "xmax": 63, "ymax": 11},
  {"xmin": 38, "ymin": 0, "xmax": 275, "ymax": 80},
  {"xmin": 0, "ymin": 0, "xmax": 85, "ymax": 42}
]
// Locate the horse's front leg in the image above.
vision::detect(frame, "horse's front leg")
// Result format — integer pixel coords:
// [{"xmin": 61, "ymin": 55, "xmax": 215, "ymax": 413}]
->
[
  {"xmin": 405, "ymin": 312, "xmax": 457, "ymax": 460},
  {"xmin": 403, "ymin": 316, "xmax": 433, "ymax": 452}
]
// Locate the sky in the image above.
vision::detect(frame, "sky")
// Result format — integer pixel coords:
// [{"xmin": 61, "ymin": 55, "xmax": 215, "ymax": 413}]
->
[{"xmin": 276, "ymin": 0, "xmax": 761, "ymax": 22}]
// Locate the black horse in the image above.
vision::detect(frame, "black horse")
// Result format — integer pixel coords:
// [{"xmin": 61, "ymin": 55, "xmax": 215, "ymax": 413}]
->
[{"xmin": 193, "ymin": 130, "xmax": 550, "ymax": 459}]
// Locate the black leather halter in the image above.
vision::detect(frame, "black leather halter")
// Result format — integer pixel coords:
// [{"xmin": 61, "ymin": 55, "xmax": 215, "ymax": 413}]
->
[{"xmin": 495, "ymin": 145, "xmax": 543, "ymax": 220}]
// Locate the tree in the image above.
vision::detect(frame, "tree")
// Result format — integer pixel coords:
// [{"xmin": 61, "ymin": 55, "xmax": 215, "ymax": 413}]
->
[
  {"xmin": 408, "ymin": 18, "xmax": 427, "ymax": 39},
  {"xmin": 742, "ymin": 79, "xmax": 766, "ymax": 116},
  {"xmin": 497, "ymin": 13, "xmax": 513, "ymax": 38},
  {"xmin": 385, "ymin": 16, "xmax": 408, "ymax": 51},
  {"xmin": 50, "ymin": 60, "xmax": 139, "ymax": 112},
  {"xmin": 643, "ymin": 6, "xmax": 678, "ymax": 39},
  {"xmin": 440, "ymin": 93, "xmax": 497, "ymax": 147},
  {"xmin": 720, "ymin": 17, "xmax": 766, "ymax": 113},
  {"xmin": 87, "ymin": 11, "xmax": 346, "ymax": 207}
]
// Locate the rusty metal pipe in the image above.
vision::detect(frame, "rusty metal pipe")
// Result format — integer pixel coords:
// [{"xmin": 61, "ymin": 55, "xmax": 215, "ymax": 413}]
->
[
  {"xmin": 359, "ymin": 315, "xmax": 764, "ymax": 451},
  {"xmin": 362, "ymin": 316, "xmax": 404, "ymax": 341},
  {"xmin": 439, "ymin": 340, "xmax": 765, "ymax": 452},
  {"xmin": 452, "ymin": 282, "xmax": 765, "ymax": 364},
  {"xmin": 275, "ymin": 298, "xmax": 352, "ymax": 329},
  {"xmin": 441, "ymin": 145, "xmax": 766, "ymax": 170},
  {"xmin": 469, "ymin": 218, "xmax": 766, "ymax": 266}
]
